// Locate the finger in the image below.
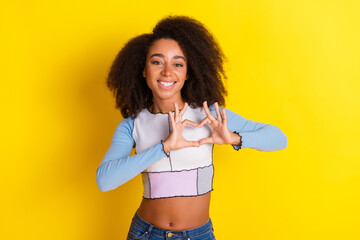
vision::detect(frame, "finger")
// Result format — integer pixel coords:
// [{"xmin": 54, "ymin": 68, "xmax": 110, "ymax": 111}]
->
[
  {"xmin": 222, "ymin": 108, "xmax": 228, "ymax": 126},
  {"xmin": 179, "ymin": 102, "xmax": 188, "ymax": 120},
  {"xmin": 199, "ymin": 137, "xmax": 214, "ymax": 145},
  {"xmin": 203, "ymin": 101, "xmax": 216, "ymax": 121},
  {"xmin": 169, "ymin": 111, "xmax": 175, "ymax": 128},
  {"xmin": 198, "ymin": 117, "xmax": 211, "ymax": 128},
  {"xmin": 214, "ymin": 102, "xmax": 222, "ymax": 122},
  {"xmin": 174, "ymin": 102, "xmax": 179, "ymax": 122},
  {"xmin": 184, "ymin": 140, "xmax": 200, "ymax": 148},
  {"xmin": 182, "ymin": 119, "xmax": 198, "ymax": 127}
]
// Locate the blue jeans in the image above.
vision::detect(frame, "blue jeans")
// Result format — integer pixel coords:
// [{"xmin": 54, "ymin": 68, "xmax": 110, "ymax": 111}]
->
[{"xmin": 127, "ymin": 211, "xmax": 216, "ymax": 240}]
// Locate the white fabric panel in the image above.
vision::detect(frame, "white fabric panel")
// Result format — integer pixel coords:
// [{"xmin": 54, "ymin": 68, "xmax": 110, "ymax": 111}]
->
[{"xmin": 133, "ymin": 106, "xmax": 214, "ymax": 172}]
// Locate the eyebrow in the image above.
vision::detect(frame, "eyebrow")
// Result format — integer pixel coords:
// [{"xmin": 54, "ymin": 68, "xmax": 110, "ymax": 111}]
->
[{"xmin": 150, "ymin": 53, "xmax": 186, "ymax": 61}]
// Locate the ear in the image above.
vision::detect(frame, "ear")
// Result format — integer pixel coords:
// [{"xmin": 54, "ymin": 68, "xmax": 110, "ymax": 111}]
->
[{"xmin": 142, "ymin": 69, "xmax": 146, "ymax": 78}]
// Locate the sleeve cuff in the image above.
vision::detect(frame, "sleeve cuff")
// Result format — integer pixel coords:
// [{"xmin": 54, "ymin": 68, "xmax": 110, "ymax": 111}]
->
[
  {"xmin": 160, "ymin": 140, "xmax": 170, "ymax": 158},
  {"xmin": 232, "ymin": 131, "xmax": 243, "ymax": 151}
]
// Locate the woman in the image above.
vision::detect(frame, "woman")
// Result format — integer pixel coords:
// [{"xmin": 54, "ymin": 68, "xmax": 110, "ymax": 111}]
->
[{"xmin": 96, "ymin": 16, "xmax": 287, "ymax": 240}]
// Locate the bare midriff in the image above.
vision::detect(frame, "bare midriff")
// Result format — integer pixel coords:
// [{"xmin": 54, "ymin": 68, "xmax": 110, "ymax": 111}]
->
[{"xmin": 137, "ymin": 192, "xmax": 211, "ymax": 231}]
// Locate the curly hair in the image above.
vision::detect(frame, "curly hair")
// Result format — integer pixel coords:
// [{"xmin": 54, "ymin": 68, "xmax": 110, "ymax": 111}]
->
[{"xmin": 107, "ymin": 16, "xmax": 227, "ymax": 119}]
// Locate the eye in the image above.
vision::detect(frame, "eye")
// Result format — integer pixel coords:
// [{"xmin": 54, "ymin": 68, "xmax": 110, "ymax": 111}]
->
[
  {"xmin": 151, "ymin": 61, "xmax": 162, "ymax": 65},
  {"xmin": 174, "ymin": 63, "xmax": 184, "ymax": 67}
]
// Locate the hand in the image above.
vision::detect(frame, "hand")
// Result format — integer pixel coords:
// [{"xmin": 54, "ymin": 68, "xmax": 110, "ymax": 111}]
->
[
  {"xmin": 198, "ymin": 101, "xmax": 241, "ymax": 146},
  {"xmin": 162, "ymin": 102, "xmax": 200, "ymax": 153}
]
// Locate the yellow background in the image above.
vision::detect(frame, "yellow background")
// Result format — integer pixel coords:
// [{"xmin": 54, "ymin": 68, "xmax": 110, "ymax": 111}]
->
[{"xmin": 1, "ymin": 0, "xmax": 359, "ymax": 239}]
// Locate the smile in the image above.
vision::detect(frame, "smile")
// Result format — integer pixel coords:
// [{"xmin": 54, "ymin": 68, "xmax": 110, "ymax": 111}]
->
[{"xmin": 158, "ymin": 81, "xmax": 176, "ymax": 87}]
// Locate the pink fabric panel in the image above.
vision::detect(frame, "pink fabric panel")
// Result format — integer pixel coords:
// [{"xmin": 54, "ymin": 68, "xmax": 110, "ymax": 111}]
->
[{"xmin": 148, "ymin": 170, "xmax": 197, "ymax": 198}]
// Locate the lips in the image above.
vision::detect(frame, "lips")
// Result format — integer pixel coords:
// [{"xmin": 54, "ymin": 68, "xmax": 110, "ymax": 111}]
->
[{"xmin": 157, "ymin": 80, "xmax": 176, "ymax": 89}]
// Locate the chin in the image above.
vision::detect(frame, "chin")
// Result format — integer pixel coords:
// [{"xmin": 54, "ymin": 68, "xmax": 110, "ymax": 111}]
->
[{"xmin": 156, "ymin": 92, "xmax": 181, "ymax": 101}]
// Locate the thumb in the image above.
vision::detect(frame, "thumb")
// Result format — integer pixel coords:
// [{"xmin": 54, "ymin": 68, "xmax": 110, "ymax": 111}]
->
[
  {"xmin": 199, "ymin": 137, "xmax": 213, "ymax": 145},
  {"xmin": 184, "ymin": 140, "xmax": 200, "ymax": 148}
]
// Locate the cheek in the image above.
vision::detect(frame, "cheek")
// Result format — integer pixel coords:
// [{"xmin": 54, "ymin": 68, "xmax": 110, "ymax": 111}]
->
[
  {"xmin": 175, "ymin": 68, "xmax": 187, "ymax": 79},
  {"xmin": 145, "ymin": 66, "xmax": 160, "ymax": 77}
]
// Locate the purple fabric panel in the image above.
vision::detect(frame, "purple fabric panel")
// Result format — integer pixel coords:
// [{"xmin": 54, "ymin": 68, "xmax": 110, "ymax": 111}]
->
[{"xmin": 148, "ymin": 170, "xmax": 198, "ymax": 198}]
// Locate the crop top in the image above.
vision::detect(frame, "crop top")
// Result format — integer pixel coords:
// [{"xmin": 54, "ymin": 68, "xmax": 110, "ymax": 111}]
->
[{"xmin": 96, "ymin": 105, "xmax": 288, "ymax": 199}]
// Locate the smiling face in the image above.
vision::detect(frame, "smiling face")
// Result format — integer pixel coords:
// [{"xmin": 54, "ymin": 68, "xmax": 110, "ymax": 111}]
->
[{"xmin": 143, "ymin": 38, "xmax": 188, "ymax": 104}]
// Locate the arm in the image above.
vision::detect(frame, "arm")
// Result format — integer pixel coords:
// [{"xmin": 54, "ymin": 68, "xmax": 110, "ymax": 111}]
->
[
  {"xmin": 212, "ymin": 105, "xmax": 288, "ymax": 151},
  {"xmin": 199, "ymin": 101, "xmax": 287, "ymax": 152},
  {"xmin": 96, "ymin": 118, "xmax": 167, "ymax": 192}
]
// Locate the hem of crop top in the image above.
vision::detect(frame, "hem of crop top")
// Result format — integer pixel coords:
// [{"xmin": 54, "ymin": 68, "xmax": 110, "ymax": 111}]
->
[{"xmin": 142, "ymin": 189, "xmax": 214, "ymax": 200}]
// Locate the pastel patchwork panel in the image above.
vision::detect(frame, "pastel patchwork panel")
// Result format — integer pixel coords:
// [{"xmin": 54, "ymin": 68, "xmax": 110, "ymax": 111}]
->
[
  {"xmin": 141, "ymin": 173, "xmax": 151, "ymax": 198},
  {"xmin": 142, "ymin": 165, "xmax": 214, "ymax": 199},
  {"xmin": 148, "ymin": 170, "xmax": 197, "ymax": 198},
  {"xmin": 197, "ymin": 165, "xmax": 214, "ymax": 195},
  {"xmin": 133, "ymin": 107, "xmax": 214, "ymax": 173}
]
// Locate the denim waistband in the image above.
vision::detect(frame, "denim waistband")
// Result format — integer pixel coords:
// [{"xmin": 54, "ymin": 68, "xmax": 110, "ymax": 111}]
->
[{"xmin": 132, "ymin": 211, "xmax": 213, "ymax": 238}]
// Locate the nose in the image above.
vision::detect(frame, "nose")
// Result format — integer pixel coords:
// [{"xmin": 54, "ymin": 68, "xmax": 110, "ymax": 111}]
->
[{"xmin": 161, "ymin": 63, "xmax": 173, "ymax": 77}]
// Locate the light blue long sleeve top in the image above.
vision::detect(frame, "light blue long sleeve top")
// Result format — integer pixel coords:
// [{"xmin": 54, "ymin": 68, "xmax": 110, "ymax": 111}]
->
[{"xmin": 96, "ymin": 105, "xmax": 287, "ymax": 192}]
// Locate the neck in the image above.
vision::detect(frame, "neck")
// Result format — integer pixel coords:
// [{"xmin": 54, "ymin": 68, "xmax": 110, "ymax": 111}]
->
[{"xmin": 150, "ymin": 96, "xmax": 185, "ymax": 114}]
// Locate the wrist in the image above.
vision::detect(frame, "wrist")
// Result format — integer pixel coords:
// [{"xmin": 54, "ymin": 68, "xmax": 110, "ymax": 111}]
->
[
  {"xmin": 230, "ymin": 132, "xmax": 242, "ymax": 145},
  {"xmin": 161, "ymin": 139, "xmax": 172, "ymax": 154}
]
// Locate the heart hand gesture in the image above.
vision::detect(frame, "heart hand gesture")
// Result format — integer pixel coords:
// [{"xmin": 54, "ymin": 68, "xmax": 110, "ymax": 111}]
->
[
  {"xmin": 162, "ymin": 102, "xmax": 200, "ymax": 153},
  {"xmin": 198, "ymin": 101, "xmax": 241, "ymax": 146}
]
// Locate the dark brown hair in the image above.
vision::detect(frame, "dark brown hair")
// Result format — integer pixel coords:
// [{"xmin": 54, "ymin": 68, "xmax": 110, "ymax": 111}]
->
[{"xmin": 107, "ymin": 16, "xmax": 227, "ymax": 119}]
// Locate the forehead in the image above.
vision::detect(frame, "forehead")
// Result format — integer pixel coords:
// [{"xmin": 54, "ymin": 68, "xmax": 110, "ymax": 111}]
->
[{"xmin": 147, "ymin": 38, "xmax": 186, "ymax": 59}]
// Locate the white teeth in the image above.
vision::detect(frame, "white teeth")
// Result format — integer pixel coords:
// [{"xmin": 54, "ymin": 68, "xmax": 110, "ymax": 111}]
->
[{"xmin": 159, "ymin": 81, "xmax": 175, "ymax": 87}]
